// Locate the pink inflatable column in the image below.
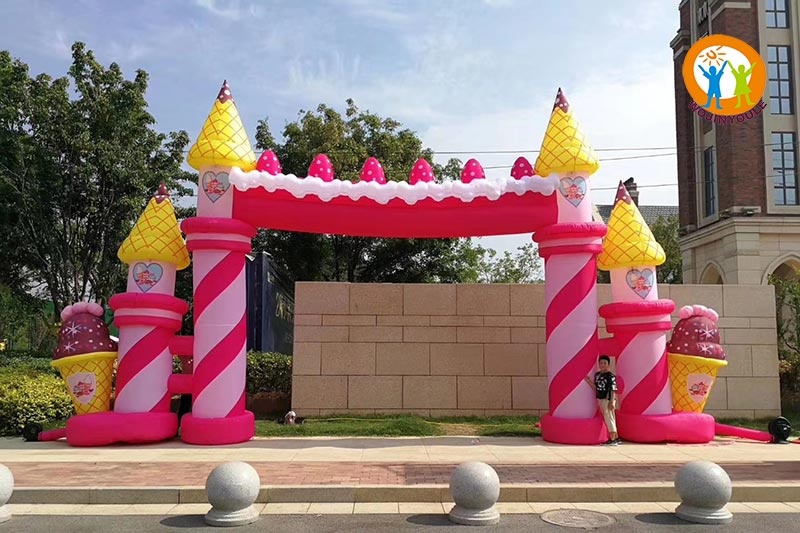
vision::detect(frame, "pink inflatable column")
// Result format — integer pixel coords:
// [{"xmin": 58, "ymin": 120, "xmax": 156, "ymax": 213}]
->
[
  {"xmin": 535, "ymin": 201, "xmax": 607, "ymax": 444},
  {"xmin": 533, "ymin": 88, "xmax": 607, "ymax": 444},
  {"xmin": 180, "ymin": 217, "xmax": 255, "ymax": 444},
  {"xmin": 597, "ymin": 182, "xmax": 714, "ymax": 443},
  {"xmin": 180, "ymin": 81, "xmax": 258, "ymax": 445}
]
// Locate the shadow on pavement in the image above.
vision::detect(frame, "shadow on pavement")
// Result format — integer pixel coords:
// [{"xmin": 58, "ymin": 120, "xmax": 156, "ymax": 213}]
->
[
  {"xmin": 160, "ymin": 515, "xmax": 209, "ymax": 529},
  {"xmin": 405, "ymin": 514, "xmax": 459, "ymax": 527},
  {"xmin": 634, "ymin": 513, "xmax": 701, "ymax": 526}
]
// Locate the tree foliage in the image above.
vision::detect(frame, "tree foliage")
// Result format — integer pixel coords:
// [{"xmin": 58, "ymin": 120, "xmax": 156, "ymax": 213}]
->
[
  {"xmin": 0, "ymin": 43, "xmax": 193, "ymax": 319},
  {"xmin": 477, "ymin": 243, "xmax": 543, "ymax": 284},
  {"xmin": 252, "ymin": 99, "xmax": 480, "ymax": 283},
  {"xmin": 771, "ymin": 275, "xmax": 800, "ymax": 393}
]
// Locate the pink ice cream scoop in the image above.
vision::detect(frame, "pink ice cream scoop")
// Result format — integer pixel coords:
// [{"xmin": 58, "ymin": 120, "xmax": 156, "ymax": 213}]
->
[
  {"xmin": 667, "ymin": 305, "xmax": 726, "ymax": 360},
  {"xmin": 54, "ymin": 303, "xmax": 118, "ymax": 360}
]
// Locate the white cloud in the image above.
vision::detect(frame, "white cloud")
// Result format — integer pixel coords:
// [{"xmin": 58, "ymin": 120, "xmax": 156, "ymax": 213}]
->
[
  {"xmin": 483, "ymin": 0, "xmax": 517, "ymax": 7},
  {"xmin": 194, "ymin": 0, "xmax": 243, "ymax": 20},
  {"xmin": 331, "ymin": 0, "xmax": 412, "ymax": 25}
]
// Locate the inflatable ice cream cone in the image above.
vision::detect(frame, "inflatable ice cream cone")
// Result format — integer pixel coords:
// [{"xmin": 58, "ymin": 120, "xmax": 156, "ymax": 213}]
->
[
  {"xmin": 667, "ymin": 305, "xmax": 728, "ymax": 413},
  {"xmin": 52, "ymin": 302, "xmax": 119, "ymax": 415},
  {"xmin": 187, "ymin": 80, "xmax": 256, "ymax": 172},
  {"xmin": 534, "ymin": 88, "xmax": 600, "ymax": 177}
]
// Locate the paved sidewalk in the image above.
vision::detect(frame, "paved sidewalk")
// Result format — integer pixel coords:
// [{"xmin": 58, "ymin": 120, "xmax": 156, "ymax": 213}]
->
[{"xmin": 3, "ymin": 436, "xmax": 798, "ymax": 504}]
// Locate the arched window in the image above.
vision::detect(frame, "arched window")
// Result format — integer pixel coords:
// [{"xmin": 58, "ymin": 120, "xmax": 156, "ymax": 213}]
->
[{"xmin": 699, "ymin": 262, "xmax": 724, "ymax": 284}]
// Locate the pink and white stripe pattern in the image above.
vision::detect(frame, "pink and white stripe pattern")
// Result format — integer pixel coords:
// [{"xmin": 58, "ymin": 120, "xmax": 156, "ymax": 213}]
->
[
  {"xmin": 613, "ymin": 331, "xmax": 672, "ymax": 415},
  {"xmin": 114, "ymin": 325, "xmax": 175, "ymax": 413},
  {"xmin": 535, "ymin": 223, "xmax": 606, "ymax": 419},
  {"xmin": 109, "ymin": 294, "xmax": 189, "ymax": 414},
  {"xmin": 182, "ymin": 218, "xmax": 256, "ymax": 423}
]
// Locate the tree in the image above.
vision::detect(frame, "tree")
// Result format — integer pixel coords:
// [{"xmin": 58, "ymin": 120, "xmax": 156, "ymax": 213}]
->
[
  {"xmin": 596, "ymin": 215, "xmax": 683, "ymax": 284},
  {"xmin": 0, "ymin": 43, "xmax": 193, "ymax": 320},
  {"xmin": 252, "ymin": 100, "xmax": 481, "ymax": 283},
  {"xmin": 478, "ymin": 243, "xmax": 544, "ymax": 284},
  {"xmin": 651, "ymin": 216, "xmax": 683, "ymax": 284},
  {"xmin": 771, "ymin": 275, "xmax": 800, "ymax": 394}
]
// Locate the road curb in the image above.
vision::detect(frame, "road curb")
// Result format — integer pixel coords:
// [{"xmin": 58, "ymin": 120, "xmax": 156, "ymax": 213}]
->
[{"xmin": 10, "ymin": 483, "xmax": 800, "ymax": 505}]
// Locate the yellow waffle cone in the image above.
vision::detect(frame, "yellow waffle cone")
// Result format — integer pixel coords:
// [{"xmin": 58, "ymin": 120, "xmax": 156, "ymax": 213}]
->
[
  {"xmin": 118, "ymin": 187, "xmax": 190, "ymax": 270},
  {"xmin": 534, "ymin": 88, "xmax": 600, "ymax": 177},
  {"xmin": 52, "ymin": 352, "xmax": 117, "ymax": 415},
  {"xmin": 598, "ymin": 182, "xmax": 666, "ymax": 270},
  {"xmin": 187, "ymin": 80, "xmax": 256, "ymax": 171},
  {"xmin": 668, "ymin": 352, "xmax": 727, "ymax": 413}
]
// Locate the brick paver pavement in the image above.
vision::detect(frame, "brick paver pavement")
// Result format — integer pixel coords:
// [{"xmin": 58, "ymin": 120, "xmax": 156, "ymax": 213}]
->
[{"xmin": 9, "ymin": 461, "xmax": 800, "ymax": 487}]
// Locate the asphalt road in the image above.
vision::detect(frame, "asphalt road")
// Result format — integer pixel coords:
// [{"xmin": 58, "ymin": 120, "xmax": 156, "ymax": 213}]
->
[{"xmin": 2, "ymin": 512, "xmax": 798, "ymax": 532}]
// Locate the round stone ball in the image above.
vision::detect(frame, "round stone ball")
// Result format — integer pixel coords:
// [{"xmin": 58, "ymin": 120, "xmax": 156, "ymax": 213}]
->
[
  {"xmin": 205, "ymin": 462, "xmax": 260, "ymax": 512},
  {"xmin": 450, "ymin": 462, "xmax": 500, "ymax": 510},
  {"xmin": 0, "ymin": 464, "xmax": 13, "ymax": 506},
  {"xmin": 675, "ymin": 461, "xmax": 731, "ymax": 509}
]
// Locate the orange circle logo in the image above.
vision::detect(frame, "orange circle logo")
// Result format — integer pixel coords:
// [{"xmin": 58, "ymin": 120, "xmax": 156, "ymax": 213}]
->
[{"xmin": 682, "ymin": 34, "xmax": 766, "ymax": 116}]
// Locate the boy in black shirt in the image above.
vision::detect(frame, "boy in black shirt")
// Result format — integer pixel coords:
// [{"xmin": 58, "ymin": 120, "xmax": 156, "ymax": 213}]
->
[{"xmin": 584, "ymin": 355, "xmax": 620, "ymax": 445}]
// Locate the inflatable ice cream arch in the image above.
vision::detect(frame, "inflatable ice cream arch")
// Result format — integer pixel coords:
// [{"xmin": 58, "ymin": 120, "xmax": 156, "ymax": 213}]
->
[{"xmin": 34, "ymin": 81, "xmax": 772, "ymax": 446}]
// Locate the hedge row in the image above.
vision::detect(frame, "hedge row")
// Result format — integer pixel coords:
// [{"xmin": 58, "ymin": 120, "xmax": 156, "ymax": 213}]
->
[{"xmin": 0, "ymin": 351, "xmax": 292, "ymax": 436}]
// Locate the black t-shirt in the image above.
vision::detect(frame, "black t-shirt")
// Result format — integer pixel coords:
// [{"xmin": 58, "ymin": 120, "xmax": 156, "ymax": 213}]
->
[{"xmin": 594, "ymin": 371, "xmax": 617, "ymax": 400}]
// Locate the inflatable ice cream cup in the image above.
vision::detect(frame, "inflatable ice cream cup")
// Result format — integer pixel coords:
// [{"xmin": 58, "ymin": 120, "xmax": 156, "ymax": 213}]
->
[
  {"xmin": 52, "ymin": 302, "xmax": 118, "ymax": 415},
  {"xmin": 666, "ymin": 305, "xmax": 728, "ymax": 414}
]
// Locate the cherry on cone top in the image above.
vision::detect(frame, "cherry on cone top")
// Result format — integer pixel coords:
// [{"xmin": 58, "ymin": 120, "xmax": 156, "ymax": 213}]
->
[
  {"xmin": 409, "ymin": 158, "xmax": 434, "ymax": 185},
  {"xmin": 461, "ymin": 159, "xmax": 486, "ymax": 184},
  {"xmin": 256, "ymin": 150, "xmax": 282, "ymax": 175},
  {"xmin": 308, "ymin": 154, "xmax": 334, "ymax": 182},
  {"xmin": 360, "ymin": 157, "xmax": 386, "ymax": 184},
  {"xmin": 510, "ymin": 156, "xmax": 534, "ymax": 179}
]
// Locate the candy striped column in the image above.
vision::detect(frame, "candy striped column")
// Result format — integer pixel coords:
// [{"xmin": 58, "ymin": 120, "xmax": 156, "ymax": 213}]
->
[
  {"xmin": 534, "ymin": 221, "xmax": 607, "ymax": 444},
  {"xmin": 599, "ymin": 301, "xmax": 675, "ymax": 416},
  {"xmin": 180, "ymin": 217, "xmax": 256, "ymax": 445},
  {"xmin": 107, "ymin": 293, "xmax": 188, "ymax": 440}
]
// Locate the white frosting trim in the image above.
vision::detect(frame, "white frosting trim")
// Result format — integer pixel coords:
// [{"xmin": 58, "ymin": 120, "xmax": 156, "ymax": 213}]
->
[{"xmin": 229, "ymin": 168, "xmax": 559, "ymax": 205}]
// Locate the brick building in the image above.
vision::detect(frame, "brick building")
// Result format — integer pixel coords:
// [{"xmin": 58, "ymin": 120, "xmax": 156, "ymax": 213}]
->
[{"xmin": 670, "ymin": 0, "xmax": 800, "ymax": 284}]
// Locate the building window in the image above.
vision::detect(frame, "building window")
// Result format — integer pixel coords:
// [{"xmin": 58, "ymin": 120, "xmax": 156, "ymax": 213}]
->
[
  {"xmin": 703, "ymin": 147, "xmax": 717, "ymax": 217},
  {"xmin": 773, "ymin": 132, "xmax": 798, "ymax": 206},
  {"xmin": 768, "ymin": 46, "xmax": 794, "ymax": 114},
  {"xmin": 766, "ymin": 0, "xmax": 791, "ymax": 28}
]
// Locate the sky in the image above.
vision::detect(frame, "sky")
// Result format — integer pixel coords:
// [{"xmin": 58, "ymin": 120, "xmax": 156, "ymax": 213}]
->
[{"xmin": 0, "ymin": 0, "xmax": 682, "ymax": 254}]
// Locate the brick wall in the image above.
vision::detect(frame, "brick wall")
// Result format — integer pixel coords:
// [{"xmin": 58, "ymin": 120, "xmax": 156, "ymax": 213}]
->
[
  {"xmin": 673, "ymin": 2, "xmax": 696, "ymax": 228},
  {"xmin": 291, "ymin": 283, "xmax": 781, "ymax": 419},
  {"xmin": 713, "ymin": 4, "xmax": 767, "ymax": 213}
]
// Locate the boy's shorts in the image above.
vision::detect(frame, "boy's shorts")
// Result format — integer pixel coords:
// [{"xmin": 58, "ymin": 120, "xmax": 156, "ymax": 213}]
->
[{"xmin": 598, "ymin": 398, "xmax": 617, "ymax": 433}]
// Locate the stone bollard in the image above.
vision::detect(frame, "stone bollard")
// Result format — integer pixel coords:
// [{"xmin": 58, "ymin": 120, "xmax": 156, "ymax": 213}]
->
[
  {"xmin": 674, "ymin": 461, "xmax": 732, "ymax": 525},
  {"xmin": 448, "ymin": 462, "xmax": 501, "ymax": 526},
  {"xmin": 0, "ymin": 464, "xmax": 12, "ymax": 524},
  {"xmin": 205, "ymin": 462, "xmax": 261, "ymax": 527}
]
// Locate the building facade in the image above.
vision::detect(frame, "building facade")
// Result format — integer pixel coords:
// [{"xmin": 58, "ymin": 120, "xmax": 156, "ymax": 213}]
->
[{"xmin": 671, "ymin": 0, "xmax": 800, "ymax": 284}]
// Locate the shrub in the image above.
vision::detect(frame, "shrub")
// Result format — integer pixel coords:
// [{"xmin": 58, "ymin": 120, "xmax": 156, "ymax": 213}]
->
[
  {"xmin": 246, "ymin": 352, "xmax": 292, "ymax": 394},
  {"xmin": 0, "ymin": 355, "xmax": 58, "ymax": 376},
  {"xmin": 0, "ymin": 368, "xmax": 73, "ymax": 435},
  {"xmin": 1, "ymin": 349, "xmax": 52, "ymax": 359}
]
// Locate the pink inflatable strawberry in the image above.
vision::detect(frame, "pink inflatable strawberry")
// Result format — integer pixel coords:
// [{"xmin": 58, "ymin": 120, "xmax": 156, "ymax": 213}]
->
[
  {"xmin": 308, "ymin": 154, "xmax": 334, "ymax": 182},
  {"xmin": 256, "ymin": 150, "xmax": 282, "ymax": 175},
  {"xmin": 409, "ymin": 158, "xmax": 434, "ymax": 185},
  {"xmin": 360, "ymin": 157, "xmax": 386, "ymax": 184},
  {"xmin": 511, "ymin": 156, "xmax": 534, "ymax": 179},
  {"xmin": 667, "ymin": 305, "xmax": 726, "ymax": 361},
  {"xmin": 461, "ymin": 159, "xmax": 485, "ymax": 183},
  {"xmin": 54, "ymin": 302, "xmax": 118, "ymax": 361}
]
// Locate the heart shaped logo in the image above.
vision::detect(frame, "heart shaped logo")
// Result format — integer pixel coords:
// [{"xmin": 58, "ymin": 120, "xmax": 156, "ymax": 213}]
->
[
  {"xmin": 559, "ymin": 176, "xmax": 587, "ymax": 207},
  {"xmin": 202, "ymin": 170, "xmax": 230, "ymax": 203},
  {"xmin": 625, "ymin": 268, "xmax": 654, "ymax": 299},
  {"xmin": 687, "ymin": 373, "xmax": 713, "ymax": 403},
  {"xmin": 67, "ymin": 372, "xmax": 97, "ymax": 404},
  {"xmin": 133, "ymin": 262, "xmax": 164, "ymax": 293}
]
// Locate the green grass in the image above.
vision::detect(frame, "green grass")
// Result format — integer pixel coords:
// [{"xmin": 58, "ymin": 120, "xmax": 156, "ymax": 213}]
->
[
  {"xmin": 254, "ymin": 415, "xmax": 540, "ymax": 438},
  {"xmin": 717, "ymin": 411, "xmax": 800, "ymax": 437}
]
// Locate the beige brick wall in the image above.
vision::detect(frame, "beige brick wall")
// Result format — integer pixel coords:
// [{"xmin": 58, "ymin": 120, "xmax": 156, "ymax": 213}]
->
[{"xmin": 292, "ymin": 283, "xmax": 781, "ymax": 419}]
